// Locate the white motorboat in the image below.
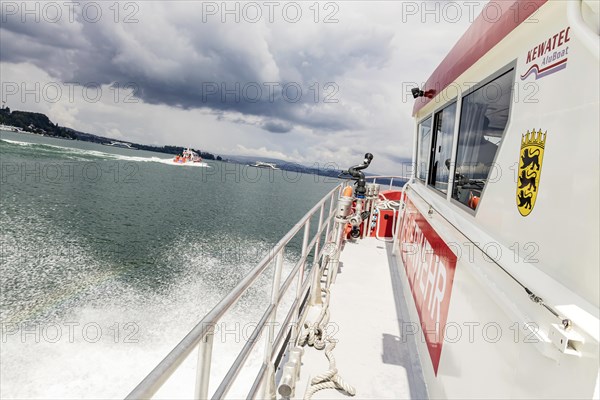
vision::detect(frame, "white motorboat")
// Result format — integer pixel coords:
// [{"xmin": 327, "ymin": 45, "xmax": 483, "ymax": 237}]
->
[{"xmin": 250, "ymin": 161, "xmax": 280, "ymax": 170}]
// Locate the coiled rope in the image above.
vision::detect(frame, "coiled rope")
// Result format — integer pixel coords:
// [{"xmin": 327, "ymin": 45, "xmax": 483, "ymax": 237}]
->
[
  {"xmin": 375, "ymin": 193, "xmax": 401, "ymax": 211},
  {"xmin": 298, "ymin": 288, "xmax": 356, "ymax": 399}
]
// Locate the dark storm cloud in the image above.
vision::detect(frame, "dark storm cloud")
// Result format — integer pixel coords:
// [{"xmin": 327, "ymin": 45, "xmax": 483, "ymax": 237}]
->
[
  {"xmin": 0, "ymin": 1, "xmax": 394, "ymax": 133},
  {"xmin": 261, "ymin": 120, "xmax": 292, "ymax": 133}
]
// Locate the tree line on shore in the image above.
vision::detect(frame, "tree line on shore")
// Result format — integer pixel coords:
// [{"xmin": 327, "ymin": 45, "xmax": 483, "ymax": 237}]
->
[{"xmin": 0, "ymin": 107, "xmax": 221, "ymax": 160}]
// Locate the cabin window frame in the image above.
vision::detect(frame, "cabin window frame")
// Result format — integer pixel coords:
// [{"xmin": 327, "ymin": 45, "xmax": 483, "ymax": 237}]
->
[
  {"xmin": 449, "ymin": 61, "xmax": 517, "ymax": 216},
  {"xmin": 416, "ymin": 116, "xmax": 433, "ymax": 183},
  {"xmin": 426, "ymin": 99, "xmax": 458, "ymax": 199}
]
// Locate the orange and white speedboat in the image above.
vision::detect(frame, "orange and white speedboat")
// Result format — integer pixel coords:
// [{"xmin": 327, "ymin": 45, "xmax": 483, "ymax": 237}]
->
[
  {"xmin": 173, "ymin": 148, "xmax": 205, "ymax": 165},
  {"xmin": 127, "ymin": 1, "xmax": 599, "ymax": 398}
]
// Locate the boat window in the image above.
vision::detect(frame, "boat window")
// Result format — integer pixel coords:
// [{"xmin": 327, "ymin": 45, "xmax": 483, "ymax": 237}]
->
[
  {"xmin": 428, "ymin": 102, "xmax": 456, "ymax": 194},
  {"xmin": 451, "ymin": 69, "xmax": 514, "ymax": 210},
  {"xmin": 417, "ymin": 117, "xmax": 432, "ymax": 182}
]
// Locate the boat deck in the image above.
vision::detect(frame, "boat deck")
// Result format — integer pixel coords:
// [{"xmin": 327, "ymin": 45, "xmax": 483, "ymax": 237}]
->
[{"xmin": 292, "ymin": 238, "xmax": 428, "ymax": 399}]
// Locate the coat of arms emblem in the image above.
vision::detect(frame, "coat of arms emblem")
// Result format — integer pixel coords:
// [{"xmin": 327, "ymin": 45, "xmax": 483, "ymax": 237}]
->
[{"xmin": 517, "ymin": 129, "xmax": 547, "ymax": 216}]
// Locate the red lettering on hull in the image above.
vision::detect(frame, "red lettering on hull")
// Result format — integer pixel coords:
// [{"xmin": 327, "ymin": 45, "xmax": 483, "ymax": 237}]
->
[{"xmin": 399, "ymin": 197, "xmax": 458, "ymax": 375}]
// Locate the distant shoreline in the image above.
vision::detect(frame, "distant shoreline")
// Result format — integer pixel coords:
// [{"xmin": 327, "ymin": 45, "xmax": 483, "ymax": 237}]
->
[
  {"xmin": 0, "ymin": 110, "xmax": 350, "ymax": 180},
  {"xmin": 0, "ymin": 107, "xmax": 221, "ymax": 161}
]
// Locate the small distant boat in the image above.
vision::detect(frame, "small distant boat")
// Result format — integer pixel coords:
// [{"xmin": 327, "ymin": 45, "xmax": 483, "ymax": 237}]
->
[
  {"xmin": 104, "ymin": 141, "xmax": 137, "ymax": 150},
  {"xmin": 249, "ymin": 161, "xmax": 279, "ymax": 170},
  {"xmin": 0, "ymin": 124, "xmax": 22, "ymax": 133},
  {"xmin": 173, "ymin": 148, "xmax": 203, "ymax": 164}
]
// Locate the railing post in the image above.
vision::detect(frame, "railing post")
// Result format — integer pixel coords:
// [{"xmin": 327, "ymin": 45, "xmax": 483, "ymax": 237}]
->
[
  {"xmin": 325, "ymin": 191, "xmax": 342, "ymax": 288},
  {"xmin": 195, "ymin": 326, "xmax": 215, "ymax": 400},
  {"xmin": 298, "ymin": 221, "xmax": 310, "ymax": 289},
  {"xmin": 290, "ymin": 221, "xmax": 311, "ymax": 348},
  {"xmin": 324, "ymin": 189, "xmax": 337, "ymax": 242},
  {"xmin": 309, "ymin": 204, "xmax": 326, "ymax": 306},
  {"xmin": 261, "ymin": 248, "xmax": 285, "ymax": 400},
  {"xmin": 309, "ymin": 261, "xmax": 323, "ymax": 306},
  {"xmin": 330, "ymin": 189, "xmax": 337, "ymax": 215},
  {"xmin": 389, "ymin": 177, "xmax": 394, "ymax": 190},
  {"xmin": 313, "ymin": 203, "xmax": 324, "ymax": 260},
  {"xmin": 328, "ymin": 210, "xmax": 347, "ymax": 287}
]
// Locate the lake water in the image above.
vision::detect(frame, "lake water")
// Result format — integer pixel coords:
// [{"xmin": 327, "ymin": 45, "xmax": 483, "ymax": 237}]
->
[{"xmin": 0, "ymin": 130, "xmax": 339, "ymax": 398}]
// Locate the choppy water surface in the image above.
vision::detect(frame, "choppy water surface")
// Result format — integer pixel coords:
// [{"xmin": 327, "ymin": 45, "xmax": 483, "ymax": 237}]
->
[{"xmin": 0, "ymin": 130, "xmax": 338, "ymax": 398}]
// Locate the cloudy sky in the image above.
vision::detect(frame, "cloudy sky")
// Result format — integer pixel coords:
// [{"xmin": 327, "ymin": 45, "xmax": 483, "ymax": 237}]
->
[{"xmin": 0, "ymin": 1, "xmax": 484, "ymax": 174}]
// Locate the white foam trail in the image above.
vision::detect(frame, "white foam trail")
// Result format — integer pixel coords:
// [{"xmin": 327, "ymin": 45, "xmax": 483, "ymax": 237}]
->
[
  {"xmin": 0, "ymin": 233, "xmax": 287, "ymax": 399},
  {"xmin": 0, "ymin": 261, "xmax": 261, "ymax": 398},
  {"xmin": 1, "ymin": 138, "xmax": 41, "ymax": 146},
  {"xmin": 0, "ymin": 138, "xmax": 211, "ymax": 167}
]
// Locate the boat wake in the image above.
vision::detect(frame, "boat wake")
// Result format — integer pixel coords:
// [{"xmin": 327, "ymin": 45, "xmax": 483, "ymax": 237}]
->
[
  {"xmin": 0, "ymin": 226, "xmax": 293, "ymax": 398},
  {"xmin": 0, "ymin": 138, "xmax": 211, "ymax": 168},
  {"xmin": 162, "ymin": 161, "xmax": 210, "ymax": 168}
]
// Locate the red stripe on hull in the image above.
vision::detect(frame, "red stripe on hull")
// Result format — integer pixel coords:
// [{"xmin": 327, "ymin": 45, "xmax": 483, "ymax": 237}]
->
[{"xmin": 413, "ymin": 0, "xmax": 548, "ymax": 116}]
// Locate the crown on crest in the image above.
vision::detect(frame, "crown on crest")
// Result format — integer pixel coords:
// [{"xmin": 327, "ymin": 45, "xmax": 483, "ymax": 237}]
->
[{"xmin": 521, "ymin": 129, "xmax": 547, "ymax": 148}]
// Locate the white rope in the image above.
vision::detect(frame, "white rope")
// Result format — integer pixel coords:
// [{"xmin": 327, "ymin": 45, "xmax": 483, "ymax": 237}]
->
[
  {"xmin": 375, "ymin": 193, "xmax": 401, "ymax": 211},
  {"xmin": 299, "ymin": 288, "xmax": 356, "ymax": 399}
]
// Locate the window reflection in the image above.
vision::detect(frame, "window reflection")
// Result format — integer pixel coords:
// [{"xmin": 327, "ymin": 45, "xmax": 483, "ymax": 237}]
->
[
  {"xmin": 452, "ymin": 69, "xmax": 514, "ymax": 210},
  {"xmin": 417, "ymin": 117, "xmax": 432, "ymax": 182},
  {"xmin": 428, "ymin": 102, "xmax": 456, "ymax": 194}
]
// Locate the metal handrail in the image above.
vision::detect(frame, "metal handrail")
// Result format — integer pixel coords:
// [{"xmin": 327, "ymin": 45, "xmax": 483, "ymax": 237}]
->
[
  {"xmin": 368, "ymin": 175, "xmax": 411, "ymax": 190},
  {"xmin": 125, "ymin": 184, "xmax": 341, "ymax": 399},
  {"xmin": 125, "ymin": 176, "xmax": 407, "ymax": 400},
  {"xmin": 216, "ymin": 206, "xmax": 337, "ymax": 399},
  {"xmin": 211, "ymin": 304, "xmax": 274, "ymax": 399}
]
